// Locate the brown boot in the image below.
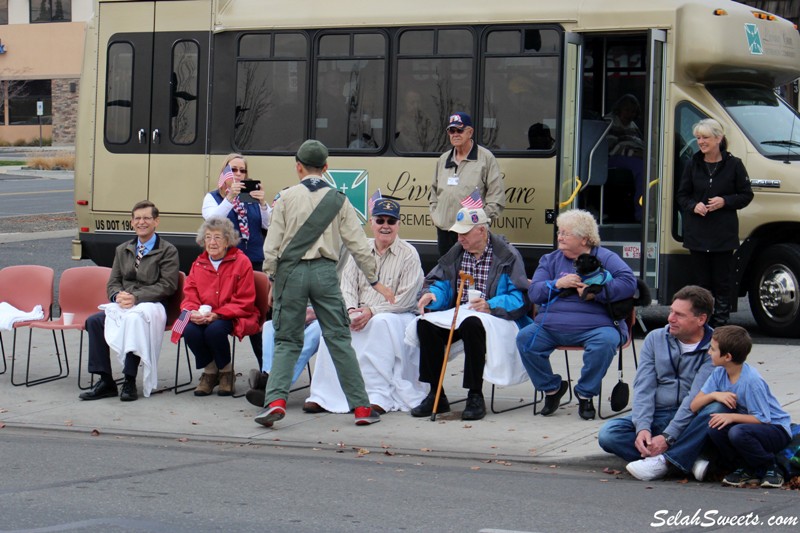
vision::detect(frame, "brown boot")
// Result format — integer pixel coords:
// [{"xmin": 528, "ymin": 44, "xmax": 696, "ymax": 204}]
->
[
  {"xmin": 194, "ymin": 372, "xmax": 219, "ymax": 396},
  {"xmin": 218, "ymin": 371, "xmax": 236, "ymax": 396}
]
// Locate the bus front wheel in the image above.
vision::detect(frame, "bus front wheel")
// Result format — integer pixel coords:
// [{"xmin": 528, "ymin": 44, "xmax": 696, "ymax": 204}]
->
[{"xmin": 748, "ymin": 243, "xmax": 800, "ymax": 338}]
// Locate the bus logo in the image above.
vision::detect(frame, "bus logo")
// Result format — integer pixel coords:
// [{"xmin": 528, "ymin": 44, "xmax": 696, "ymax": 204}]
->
[
  {"xmin": 324, "ymin": 169, "xmax": 370, "ymax": 223},
  {"xmin": 744, "ymin": 23, "xmax": 763, "ymax": 55}
]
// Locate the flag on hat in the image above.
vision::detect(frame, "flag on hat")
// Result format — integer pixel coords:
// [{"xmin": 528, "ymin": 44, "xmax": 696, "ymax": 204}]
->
[
  {"xmin": 218, "ymin": 165, "xmax": 235, "ymax": 189},
  {"xmin": 170, "ymin": 309, "xmax": 191, "ymax": 344},
  {"xmin": 460, "ymin": 188, "xmax": 483, "ymax": 209},
  {"xmin": 368, "ymin": 189, "xmax": 382, "ymax": 214}
]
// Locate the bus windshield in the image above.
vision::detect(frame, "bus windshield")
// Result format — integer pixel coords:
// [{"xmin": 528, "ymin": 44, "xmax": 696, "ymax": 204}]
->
[{"xmin": 709, "ymin": 85, "xmax": 800, "ymax": 161}]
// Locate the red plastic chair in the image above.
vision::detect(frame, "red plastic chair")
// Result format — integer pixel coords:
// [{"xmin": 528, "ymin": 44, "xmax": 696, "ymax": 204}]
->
[
  {"xmin": 25, "ymin": 267, "xmax": 112, "ymax": 389},
  {"xmin": 0, "ymin": 265, "xmax": 55, "ymax": 385}
]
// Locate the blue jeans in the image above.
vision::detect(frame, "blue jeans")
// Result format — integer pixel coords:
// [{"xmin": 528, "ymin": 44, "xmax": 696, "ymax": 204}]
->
[
  {"xmin": 183, "ymin": 319, "xmax": 234, "ymax": 369},
  {"xmin": 516, "ymin": 324, "xmax": 620, "ymax": 399},
  {"xmin": 598, "ymin": 402, "xmax": 728, "ymax": 472},
  {"xmin": 708, "ymin": 422, "xmax": 790, "ymax": 472},
  {"xmin": 261, "ymin": 319, "xmax": 321, "ymax": 385}
]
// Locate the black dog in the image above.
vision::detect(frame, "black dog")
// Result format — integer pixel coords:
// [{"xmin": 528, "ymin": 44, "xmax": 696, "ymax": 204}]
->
[{"xmin": 559, "ymin": 253, "xmax": 608, "ymax": 300}]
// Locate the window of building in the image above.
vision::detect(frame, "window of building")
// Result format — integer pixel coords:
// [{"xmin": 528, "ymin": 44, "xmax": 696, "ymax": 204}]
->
[
  {"xmin": 481, "ymin": 27, "xmax": 560, "ymax": 152},
  {"xmin": 234, "ymin": 32, "xmax": 308, "ymax": 152},
  {"xmin": 0, "ymin": 1, "xmax": 9, "ymax": 25},
  {"xmin": 395, "ymin": 28, "xmax": 474, "ymax": 153},
  {"xmin": 170, "ymin": 40, "xmax": 200, "ymax": 145},
  {"xmin": 7, "ymin": 80, "xmax": 52, "ymax": 125},
  {"xmin": 313, "ymin": 32, "xmax": 387, "ymax": 151},
  {"xmin": 30, "ymin": 0, "xmax": 72, "ymax": 23}
]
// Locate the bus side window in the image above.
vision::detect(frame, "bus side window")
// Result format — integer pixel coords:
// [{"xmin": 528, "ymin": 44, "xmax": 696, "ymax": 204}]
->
[
  {"xmin": 105, "ymin": 41, "xmax": 134, "ymax": 144},
  {"xmin": 672, "ymin": 102, "xmax": 708, "ymax": 240}
]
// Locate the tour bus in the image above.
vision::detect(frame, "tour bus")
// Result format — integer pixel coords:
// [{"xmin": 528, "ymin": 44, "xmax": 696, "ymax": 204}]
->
[{"xmin": 72, "ymin": 0, "xmax": 800, "ymax": 336}]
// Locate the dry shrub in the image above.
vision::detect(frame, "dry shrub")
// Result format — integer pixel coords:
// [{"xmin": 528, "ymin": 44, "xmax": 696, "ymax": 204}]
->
[{"xmin": 26, "ymin": 153, "xmax": 75, "ymax": 170}]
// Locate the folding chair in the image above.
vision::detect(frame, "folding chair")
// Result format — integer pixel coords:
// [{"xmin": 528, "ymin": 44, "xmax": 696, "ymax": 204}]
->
[
  {"xmin": 229, "ymin": 271, "xmax": 272, "ymax": 398},
  {"xmin": 22, "ymin": 266, "xmax": 112, "ymax": 389},
  {"xmin": 0, "ymin": 266, "xmax": 57, "ymax": 386}
]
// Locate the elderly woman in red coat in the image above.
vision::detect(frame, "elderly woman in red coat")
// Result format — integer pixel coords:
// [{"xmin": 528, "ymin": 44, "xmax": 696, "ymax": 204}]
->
[{"xmin": 181, "ymin": 217, "xmax": 259, "ymax": 396}]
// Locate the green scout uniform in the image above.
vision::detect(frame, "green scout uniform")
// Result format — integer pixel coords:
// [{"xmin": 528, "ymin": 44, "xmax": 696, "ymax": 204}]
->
[{"xmin": 263, "ymin": 175, "xmax": 379, "ymax": 408}]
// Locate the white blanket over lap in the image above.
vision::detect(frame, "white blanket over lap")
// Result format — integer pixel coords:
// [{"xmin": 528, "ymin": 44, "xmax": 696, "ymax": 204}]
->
[
  {"xmin": 0, "ymin": 302, "xmax": 44, "ymax": 331},
  {"xmin": 100, "ymin": 302, "xmax": 166, "ymax": 397},
  {"xmin": 404, "ymin": 308, "xmax": 529, "ymax": 387},
  {"xmin": 306, "ymin": 313, "xmax": 429, "ymax": 413}
]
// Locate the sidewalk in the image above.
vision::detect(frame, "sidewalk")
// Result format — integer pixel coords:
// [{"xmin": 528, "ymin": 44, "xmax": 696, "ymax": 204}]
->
[{"xmin": 2, "ymin": 328, "xmax": 798, "ymax": 468}]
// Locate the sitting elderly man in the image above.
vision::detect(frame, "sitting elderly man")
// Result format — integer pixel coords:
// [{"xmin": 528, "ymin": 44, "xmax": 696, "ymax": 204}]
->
[
  {"xmin": 411, "ymin": 206, "xmax": 532, "ymax": 421},
  {"xmin": 303, "ymin": 198, "xmax": 427, "ymax": 414},
  {"xmin": 516, "ymin": 209, "xmax": 636, "ymax": 420}
]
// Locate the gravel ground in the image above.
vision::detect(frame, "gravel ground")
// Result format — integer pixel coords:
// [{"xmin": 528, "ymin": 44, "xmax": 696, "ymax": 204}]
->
[{"xmin": 0, "ymin": 213, "xmax": 77, "ymax": 234}]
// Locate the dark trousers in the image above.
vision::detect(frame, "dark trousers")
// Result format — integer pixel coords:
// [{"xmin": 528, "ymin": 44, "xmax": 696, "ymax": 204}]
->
[
  {"xmin": 417, "ymin": 316, "xmax": 486, "ymax": 393},
  {"xmin": 183, "ymin": 319, "xmax": 234, "ymax": 370},
  {"xmin": 690, "ymin": 250, "xmax": 733, "ymax": 301},
  {"xmin": 708, "ymin": 422, "xmax": 791, "ymax": 472},
  {"xmin": 436, "ymin": 228, "xmax": 460, "ymax": 258},
  {"xmin": 86, "ymin": 311, "xmax": 140, "ymax": 378}
]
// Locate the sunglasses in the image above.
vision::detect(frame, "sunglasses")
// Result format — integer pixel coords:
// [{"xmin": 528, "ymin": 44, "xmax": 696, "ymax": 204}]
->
[
  {"xmin": 374, "ymin": 217, "xmax": 398, "ymax": 225},
  {"xmin": 230, "ymin": 167, "xmax": 247, "ymax": 174},
  {"xmin": 447, "ymin": 127, "xmax": 465, "ymax": 134}
]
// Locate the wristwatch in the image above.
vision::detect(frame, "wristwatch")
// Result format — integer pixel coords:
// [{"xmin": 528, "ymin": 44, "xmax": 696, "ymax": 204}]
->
[{"xmin": 663, "ymin": 434, "xmax": 676, "ymax": 447}]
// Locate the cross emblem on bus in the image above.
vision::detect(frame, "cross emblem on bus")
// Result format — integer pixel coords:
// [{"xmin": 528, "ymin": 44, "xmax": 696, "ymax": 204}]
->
[
  {"xmin": 744, "ymin": 23, "xmax": 763, "ymax": 55},
  {"xmin": 324, "ymin": 169, "xmax": 370, "ymax": 223}
]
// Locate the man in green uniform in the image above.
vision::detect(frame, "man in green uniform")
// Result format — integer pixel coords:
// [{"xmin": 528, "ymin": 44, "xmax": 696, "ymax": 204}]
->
[{"xmin": 256, "ymin": 139, "xmax": 395, "ymax": 428}]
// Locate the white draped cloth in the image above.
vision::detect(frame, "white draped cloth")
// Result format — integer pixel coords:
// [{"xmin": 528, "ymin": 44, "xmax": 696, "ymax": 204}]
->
[
  {"xmin": 99, "ymin": 302, "xmax": 166, "ymax": 397},
  {"xmin": 404, "ymin": 308, "xmax": 529, "ymax": 387},
  {"xmin": 0, "ymin": 302, "xmax": 44, "ymax": 330},
  {"xmin": 306, "ymin": 313, "xmax": 429, "ymax": 413}
]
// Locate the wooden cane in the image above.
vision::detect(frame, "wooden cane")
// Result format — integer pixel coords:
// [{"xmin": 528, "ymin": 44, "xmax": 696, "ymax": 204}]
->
[{"xmin": 431, "ymin": 271, "xmax": 474, "ymax": 421}]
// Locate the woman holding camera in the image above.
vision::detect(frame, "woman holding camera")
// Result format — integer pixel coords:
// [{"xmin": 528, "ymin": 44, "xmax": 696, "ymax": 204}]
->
[{"xmin": 181, "ymin": 217, "xmax": 259, "ymax": 396}]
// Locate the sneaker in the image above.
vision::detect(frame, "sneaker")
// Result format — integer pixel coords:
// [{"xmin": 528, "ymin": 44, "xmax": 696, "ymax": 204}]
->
[
  {"xmin": 217, "ymin": 371, "xmax": 235, "ymax": 396},
  {"xmin": 722, "ymin": 467, "xmax": 757, "ymax": 487},
  {"xmin": 626, "ymin": 455, "xmax": 669, "ymax": 481},
  {"xmin": 539, "ymin": 380, "xmax": 568, "ymax": 416},
  {"xmin": 354, "ymin": 406, "xmax": 381, "ymax": 425},
  {"xmin": 254, "ymin": 399, "xmax": 286, "ymax": 428},
  {"xmin": 194, "ymin": 372, "xmax": 219, "ymax": 396},
  {"xmin": 411, "ymin": 391, "xmax": 450, "ymax": 417},
  {"xmin": 245, "ymin": 388, "xmax": 266, "ymax": 408},
  {"xmin": 692, "ymin": 457, "xmax": 710, "ymax": 482},
  {"xmin": 119, "ymin": 379, "xmax": 138, "ymax": 402},
  {"xmin": 760, "ymin": 466, "xmax": 784, "ymax": 488},
  {"xmin": 578, "ymin": 397, "xmax": 596, "ymax": 420},
  {"xmin": 461, "ymin": 393, "xmax": 486, "ymax": 421},
  {"xmin": 248, "ymin": 369, "xmax": 269, "ymax": 391}
]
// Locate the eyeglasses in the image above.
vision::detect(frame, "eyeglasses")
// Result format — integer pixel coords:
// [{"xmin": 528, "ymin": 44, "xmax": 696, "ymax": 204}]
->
[
  {"xmin": 374, "ymin": 217, "xmax": 398, "ymax": 226},
  {"xmin": 204, "ymin": 234, "xmax": 226, "ymax": 242},
  {"xmin": 132, "ymin": 216, "xmax": 154, "ymax": 222},
  {"xmin": 447, "ymin": 127, "xmax": 465, "ymax": 134},
  {"xmin": 557, "ymin": 230, "xmax": 575, "ymax": 238},
  {"xmin": 230, "ymin": 167, "xmax": 247, "ymax": 174}
]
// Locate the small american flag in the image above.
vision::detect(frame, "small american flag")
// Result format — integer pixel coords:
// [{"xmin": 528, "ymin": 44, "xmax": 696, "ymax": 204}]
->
[
  {"xmin": 218, "ymin": 165, "xmax": 235, "ymax": 189},
  {"xmin": 368, "ymin": 189, "xmax": 382, "ymax": 214},
  {"xmin": 461, "ymin": 188, "xmax": 483, "ymax": 209},
  {"xmin": 170, "ymin": 309, "xmax": 191, "ymax": 344}
]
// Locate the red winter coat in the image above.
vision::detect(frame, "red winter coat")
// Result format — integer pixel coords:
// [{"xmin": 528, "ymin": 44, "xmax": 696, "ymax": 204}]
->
[{"xmin": 181, "ymin": 247, "xmax": 259, "ymax": 339}]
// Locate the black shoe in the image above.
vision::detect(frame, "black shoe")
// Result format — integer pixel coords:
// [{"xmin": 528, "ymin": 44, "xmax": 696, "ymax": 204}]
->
[
  {"xmin": 578, "ymin": 397, "xmax": 596, "ymax": 420},
  {"xmin": 462, "ymin": 393, "xmax": 486, "ymax": 421},
  {"xmin": 539, "ymin": 380, "xmax": 568, "ymax": 416},
  {"xmin": 248, "ymin": 369, "xmax": 269, "ymax": 391},
  {"xmin": 246, "ymin": 388, "xmax": 266, "ymax": 408},
  {"xmin": 120, "ymin": 379, "xmax": 138, "ymax": 402},
  {"xmin": 79, "ymin": 377, "xmax": 118, "ymax": 401},
  {"xmin": 411, "ymin": 391, "xmax": 450, "ymax": 417}
]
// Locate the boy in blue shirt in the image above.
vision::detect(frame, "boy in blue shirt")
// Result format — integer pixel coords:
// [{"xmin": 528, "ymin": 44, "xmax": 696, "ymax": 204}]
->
[{"xmin": 690, "ymin": 325, "xmax": 792, "ymax": 488}]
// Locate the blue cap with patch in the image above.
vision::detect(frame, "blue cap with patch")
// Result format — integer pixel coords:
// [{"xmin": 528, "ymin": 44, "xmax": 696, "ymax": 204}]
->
[
  {"xmin": 372, "ymin": 198, "xmax": 401, "ymax": 219},
  {"xmin": 447, "ymin": 112, "xmax": 472, "ymax": 129}
]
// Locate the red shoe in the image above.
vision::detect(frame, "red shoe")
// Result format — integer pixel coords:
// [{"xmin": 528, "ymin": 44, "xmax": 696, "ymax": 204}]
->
[
  {"xmin": 354, "ymin": 406, "xmax": 381, "ymax": 426},
  {"xmin": 254, "ymin": 399, "xmax": 286, "ymax": 428}
]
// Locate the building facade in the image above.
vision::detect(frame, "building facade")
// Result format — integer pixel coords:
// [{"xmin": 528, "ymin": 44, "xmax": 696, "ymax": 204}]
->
[{"xmin": 0, "ymin": 0, "xmax": 91, "ymax": 145}]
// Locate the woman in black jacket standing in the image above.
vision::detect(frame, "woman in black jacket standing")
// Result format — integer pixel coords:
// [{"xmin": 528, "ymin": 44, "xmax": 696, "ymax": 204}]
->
[{"xmin": 677, "ymin": 118, "xmax": 753, "ymax": 327}]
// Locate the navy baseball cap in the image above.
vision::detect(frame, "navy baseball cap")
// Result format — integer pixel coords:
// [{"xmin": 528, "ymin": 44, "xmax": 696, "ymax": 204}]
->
[
  {"xmin": 447, "ymin": 112, "xmax": 472, "ymax": 129},
  {"xmin": 372, "ymin": 199, "xmax": 401, "ymax": 219}
]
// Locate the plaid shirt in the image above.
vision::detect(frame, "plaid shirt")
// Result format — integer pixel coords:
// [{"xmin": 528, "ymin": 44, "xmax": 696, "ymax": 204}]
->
[{"xmin": 459, "ymin": 239, "xmax": 493, "ymax": 304}]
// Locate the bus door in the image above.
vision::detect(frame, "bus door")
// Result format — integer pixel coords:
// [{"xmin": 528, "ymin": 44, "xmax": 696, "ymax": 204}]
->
[
  {"xmin": 93, "ymin": 1, "xmax": 210, "ymax": 215},
  {"xmin": 563, "ymin": 30, "xmax": 666, "ymax": 291}
]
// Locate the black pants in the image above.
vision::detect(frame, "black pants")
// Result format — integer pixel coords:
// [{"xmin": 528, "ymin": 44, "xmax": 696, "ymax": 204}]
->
[
  {"xmin": 436, "ymin": 228, "xmax": 460, "ymax": 258},
  {"xmin": 86, "ymin": 311, "xmax": 140, "ymax": 378},
  {"xmin": 690, "ymin": 250, "xmax": 733, "ymax": 301},
  {"xmin": 417, "ymin": 316, "xmax": 486, "ymax": 392}
]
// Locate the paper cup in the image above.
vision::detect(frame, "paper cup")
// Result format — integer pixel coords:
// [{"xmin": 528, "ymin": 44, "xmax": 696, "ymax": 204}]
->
[
  {"xmin": 467, "ymin": 289, "xmax": 482, "ymax": 302},
  {"xmin": 62, "ymin": 312, "xmax": 75, "ymax": 326},
  {"xmin": 199, "ymin": 305, "xmax": 212, "ymax": 315}
]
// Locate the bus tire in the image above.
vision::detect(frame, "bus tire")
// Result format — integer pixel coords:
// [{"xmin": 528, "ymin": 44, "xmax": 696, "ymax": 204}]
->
[{"xmin": 748, "ymin": 243, "xmax": 800, "ymax": 338}]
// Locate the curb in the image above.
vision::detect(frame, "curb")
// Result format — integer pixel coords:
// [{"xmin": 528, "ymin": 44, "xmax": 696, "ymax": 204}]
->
[{"xmin": 0, "ymin": 229, "xmax": 76, "ymax": 244}]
